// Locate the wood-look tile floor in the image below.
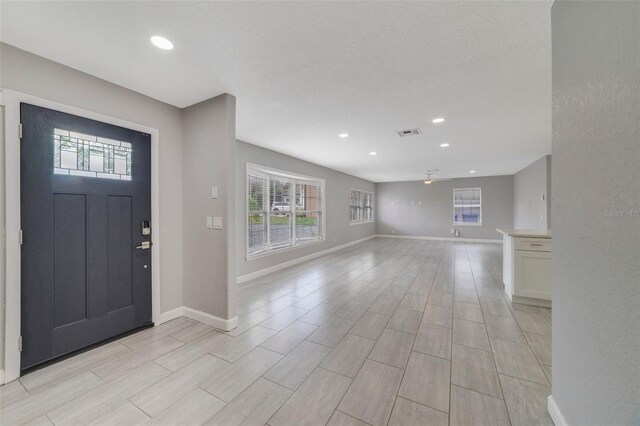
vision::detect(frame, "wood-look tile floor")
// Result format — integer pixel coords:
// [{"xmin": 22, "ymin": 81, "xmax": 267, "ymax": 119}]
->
[{"xmin": 0, "ymin": 238, "xmax": 554, "ymax": 425}]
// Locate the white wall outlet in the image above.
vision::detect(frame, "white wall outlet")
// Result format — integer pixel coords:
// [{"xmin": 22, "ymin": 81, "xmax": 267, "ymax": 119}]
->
[
  {"xmin": 450, "ymin": 228, "xmax": 456, "ymax": 234},
  {"xmin": 391, "ymin": 229, "xmax": 395, "ymax": 234},
  {"xmin": 206, "ymin": 216, "xmax": 213, "ymax": 229},
  {"xmin": 213, "ymin": 217, "xmax": 223, "ymax": 229},
  {"xmin": 211, "ymin": 186, "xmax": 218, "ymax": 199}
]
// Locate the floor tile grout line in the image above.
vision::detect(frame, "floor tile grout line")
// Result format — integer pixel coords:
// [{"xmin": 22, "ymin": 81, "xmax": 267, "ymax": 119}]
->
[
  {"xmin": 501, "ymin": 293, "xmax": 552, "ymax": 387},
  {"xmin": 496, "ymin": 371, "xmax": 552, "ymax": 388},
  {"xmin": 469, "ymin": 250, "xmax": 516, "ymax": 426},
  {"xmin": 330, "ymin": 410, "xmax": 374, "ymax": 426}
]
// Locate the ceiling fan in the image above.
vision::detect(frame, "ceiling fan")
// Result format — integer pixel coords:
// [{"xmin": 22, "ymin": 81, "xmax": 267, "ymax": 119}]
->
[{"xmin": 423, "ymin": 169, "xmax": 452, "ymax": 184}]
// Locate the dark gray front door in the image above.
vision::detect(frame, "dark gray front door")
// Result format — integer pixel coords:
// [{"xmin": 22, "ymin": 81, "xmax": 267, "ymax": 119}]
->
[{"xmin": 20, "ymin": 103, "xmax": 152, "ymax": 370}]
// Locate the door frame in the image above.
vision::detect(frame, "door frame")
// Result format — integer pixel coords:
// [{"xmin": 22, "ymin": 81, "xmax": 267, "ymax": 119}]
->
[{"xmin": 1, "ymin": 89, "xmax": 162, "ymax": 383}]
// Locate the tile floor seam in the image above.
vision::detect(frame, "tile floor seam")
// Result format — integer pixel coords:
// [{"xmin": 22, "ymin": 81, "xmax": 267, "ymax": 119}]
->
[
  {"xmin": 332, "ymin": 410, "xmax": 374, "ymax": 426},
  {"xmin": 500, "ymin": 298, "xmax": 552, "ymax": 386},
  {"xmin": 395, "ymin": 395, "xmax": 451, "ymax": 417}
]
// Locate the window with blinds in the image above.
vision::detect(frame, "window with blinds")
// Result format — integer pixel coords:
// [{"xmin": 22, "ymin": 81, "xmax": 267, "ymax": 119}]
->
[
  {"xmin": 453, "ymin": 187, "xmax": 482, "ymax": 225},
  {"xmin": 363, "ymin": 192, "xmax": 374, "ymax": 222},
  {"xmin": 350, "ymin": 189, "xmax": 374, "ymax": 224},
  {"xmin": 350, "ymin": 190, "xmax": 362, "ymax": 222},
  {"xmin": 247, "ymin": 164, "xmax": 325, "ymax": 257}
]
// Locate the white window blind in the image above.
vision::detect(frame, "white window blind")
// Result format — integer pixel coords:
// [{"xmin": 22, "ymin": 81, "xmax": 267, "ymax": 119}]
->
[
  {"xmin": 350, "ymin": 190, "xmax": 362, "ymax": 222},
  {"xmin": 351, "ymin": 190, "xmax": 374, "ymax": 224},
  {"xmin": 363, "ymin": 192, "xmax": 374, "ymax": 222},
  {"xmin": 453, "ymin": 187, "xmax": 482, "ymax": 225},
  {"xmin": 247, "ymin": 164, "xmax": 324, "ymax": 257}
]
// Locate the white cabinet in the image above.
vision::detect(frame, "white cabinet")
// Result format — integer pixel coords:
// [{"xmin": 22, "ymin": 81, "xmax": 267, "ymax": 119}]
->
[
  {"xmin": 515, "ymin": 249, "xmax": 551, "ymax": 300},
  {"xmin": 498, "ymin": 229, "xmax": 552, "ymax": 307}
]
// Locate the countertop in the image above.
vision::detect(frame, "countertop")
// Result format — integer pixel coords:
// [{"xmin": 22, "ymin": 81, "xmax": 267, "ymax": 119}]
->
[{"xmin": 496, "ymin": 228, "xmax": 552, "ymax": 238}]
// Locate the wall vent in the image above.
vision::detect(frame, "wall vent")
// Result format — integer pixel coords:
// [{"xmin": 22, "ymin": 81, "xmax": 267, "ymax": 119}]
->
[{"xmin": 396, "ymin": 128, "xmax": 422, "ymax": 137}]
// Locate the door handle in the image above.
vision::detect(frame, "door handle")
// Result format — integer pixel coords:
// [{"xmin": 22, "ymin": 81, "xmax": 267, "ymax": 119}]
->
[{"xmin": 136, "ymin": 241, "xmax": 152, "ymax": 250}]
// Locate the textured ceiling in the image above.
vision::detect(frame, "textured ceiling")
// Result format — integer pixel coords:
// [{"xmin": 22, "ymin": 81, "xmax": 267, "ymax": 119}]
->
[{"xmin": 0, "ymin": 1, "xmax": 552, "ymax": 182}]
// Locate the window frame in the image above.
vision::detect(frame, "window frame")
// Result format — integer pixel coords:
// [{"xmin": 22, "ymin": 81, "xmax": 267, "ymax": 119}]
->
[
  {"xmin": 452, "ymin": 187, "xmax": 483, "ymax": 226},
  {"xmin": 350, "ymin": 188, "xmax": 375, "ymax": 225},
  {"xmin": 246, "ymin": 163, "xmax": 326, "ymax": 260}
]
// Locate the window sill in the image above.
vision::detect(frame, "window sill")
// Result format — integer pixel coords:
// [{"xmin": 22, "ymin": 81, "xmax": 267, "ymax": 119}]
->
[
  {"xmin": 350, "ymin": 220, "xmax": 375, "ymax": 226},
  {"xmin": 247, "ymin": 238, "xmax": 325, "ymax": 261},
  {"xmin": 453, "ymin": 222, "xmax": 484, "ymax": 227}
]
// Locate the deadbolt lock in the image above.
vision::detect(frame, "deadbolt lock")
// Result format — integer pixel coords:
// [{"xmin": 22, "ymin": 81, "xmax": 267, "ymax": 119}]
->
[{"xmin": 141, "ymin": 220, "xmax": 151, "ymax": 236}]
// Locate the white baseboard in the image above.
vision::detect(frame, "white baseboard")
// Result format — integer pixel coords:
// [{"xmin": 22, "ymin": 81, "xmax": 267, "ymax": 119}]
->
[
  {"xmin": 548, "ymin": 395, "xmax": 568, "ymax": 426},
  {"xmin": 183, "ymin": 307, "xmax": 238, "ymax": 331},
  {"xmin": 156, "ymin": 306, "xmax": 238, "ymax": 331},
  {"xmin": 375, "ymin": 234, "xmax": 502, "ymax": 244},
  {"xmin": 156, "ymin": 307, "xmax": 184, "ymax": 325},
  {"xmin": 237, "ymin": 235, "xmax": 376, "ymax": 284}
]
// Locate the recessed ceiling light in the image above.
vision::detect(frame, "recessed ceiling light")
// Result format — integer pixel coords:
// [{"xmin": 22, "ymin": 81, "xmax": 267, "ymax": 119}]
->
[
  {"xmin": 338, "ymin": 133, "xmax": 349, "ymax": 138},
  {"xmin": 424, "ymin": 180, "xmax": 432, "ymax": 185},
  {"xmin": 150, "ymin": 36, "xmax": 174, "ymax": 50},
  {"xmin": 432, "ymin": 117, "xmax": 446, "ymax": 124},
  {"xmin": 369, "ymin": 152, "xmax": 377, "ymax": 156},
  {"xmin": 439, "ymin": 143, "xmax": 450, "ymax": 148},
  {"xmin": 469, "ymin": 170, "xmax": 476, "ymax": 173}
]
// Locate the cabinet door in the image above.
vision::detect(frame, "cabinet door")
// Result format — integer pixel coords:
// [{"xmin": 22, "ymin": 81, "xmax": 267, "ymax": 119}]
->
[{"xmin": 515, "ymin": 250, "xmax": 552, "ymax": 300}]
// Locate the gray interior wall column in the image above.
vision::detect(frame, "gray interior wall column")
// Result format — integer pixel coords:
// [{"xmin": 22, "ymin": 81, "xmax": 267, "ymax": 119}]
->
[
  {"xmin": 182, "ymin": 94, "xmax": 237, "ymax": 320},
  {"xmin": 513, "ymin": 155, "xmax": 551, "ymax": 229},
  {"xmin": 551, "ymin": 2, "xmax": 639, "ymax": 424}
]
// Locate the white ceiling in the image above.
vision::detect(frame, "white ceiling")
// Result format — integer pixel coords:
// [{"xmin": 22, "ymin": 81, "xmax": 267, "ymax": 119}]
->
[{"xmin": 0, "ymin": 1, "xmax": 552, "ymax": 182}]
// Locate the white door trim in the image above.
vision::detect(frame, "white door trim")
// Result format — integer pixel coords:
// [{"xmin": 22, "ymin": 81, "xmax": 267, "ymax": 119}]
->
[{"xmin": 0, "ymin": 89, "xmax": 162, "ymax": 383}]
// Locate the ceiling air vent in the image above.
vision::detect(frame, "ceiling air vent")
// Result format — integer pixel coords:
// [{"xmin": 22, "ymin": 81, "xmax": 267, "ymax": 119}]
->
[{"xmin": 396, "ymin": 128, "xmax": 422, "ymax": 137}]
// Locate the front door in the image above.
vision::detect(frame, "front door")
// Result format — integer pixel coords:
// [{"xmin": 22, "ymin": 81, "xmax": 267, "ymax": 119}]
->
[{"xmin": 20, "ymin": 103, "xmax": 152, "ymax": 370}]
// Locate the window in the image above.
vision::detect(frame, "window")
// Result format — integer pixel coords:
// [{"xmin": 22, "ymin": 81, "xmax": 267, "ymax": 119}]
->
[
  {"xmin": 453, "ymin": 188, "xmax": 482, "ymax": 225},
  {"xmin": 247, "ymin": 164, "xmax": 324, "ymax": 257},
  {"xmin": 350, "ymin": 190, "xmax": 362, "ymax": 222},
  {"xmin": 363, "ymin": 192, "xmax": 374, "ymax": 222},
  {"xmin": 53, "ymin": 128, "xmax": 132, "ymax": 180},
  {"xmin": 350, "ymin": 189, "xmax": 374, "ymax": 224}
]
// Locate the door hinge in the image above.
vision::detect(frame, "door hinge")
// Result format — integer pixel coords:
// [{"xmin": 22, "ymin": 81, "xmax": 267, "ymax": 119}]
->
[
  {"xmin": 18, "ymin": 336, "xmax": 23, "ymax": 352},
  {"xmin": 19, "ymin": 229, "xmax": 23, "ymax": 245},
  {"xmin": 19, "ymin": 123, "xmax": 23, "ymax": 139}
]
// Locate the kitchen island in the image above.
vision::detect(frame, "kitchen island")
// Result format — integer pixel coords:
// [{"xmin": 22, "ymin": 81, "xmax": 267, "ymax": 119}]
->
[{"xmin": 497, "ymin": 228, "xmax": 552, "ymax": 307}]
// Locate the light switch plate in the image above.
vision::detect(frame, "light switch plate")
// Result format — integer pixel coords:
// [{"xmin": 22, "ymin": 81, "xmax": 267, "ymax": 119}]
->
[
  {"xmin": 212, "ymin": 186, "xmax": 218, "ymax": 199},
  {"xmin": 206, "ymin": 216, "xmax": 213, "ymax": 229},
  {"xmin": 213, "ymin": 217, "xmax": 223, "ymax": 229}
]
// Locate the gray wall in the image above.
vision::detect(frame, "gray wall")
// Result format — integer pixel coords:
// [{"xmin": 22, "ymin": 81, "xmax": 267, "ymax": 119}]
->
[
  {"xmin": 514, "ymin": 155, "xmax": 551, "ymax": 229},
  {"xmin": 0, "ymin": 43, "xmax": 185, "ymax": 314},
  {"xmin": 183, "ymin": 95, "xmax": 237, "ymax": 319},
  {"xmin": 375, "ymin": 176, "xmax": 514, "ymax": 240},
  {"xmin": 552, "ymin": 2, "xmax": 639, "ymax": 425},
  {"xmin": 236, "ymin": 141, "xmax": 375, "ymax": 278},
  {"xmin": 0, "ymin": 105, "xmax": 5, "ymax": 370}
]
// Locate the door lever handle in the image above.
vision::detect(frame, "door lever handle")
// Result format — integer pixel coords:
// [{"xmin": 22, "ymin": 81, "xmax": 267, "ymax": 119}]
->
[{"xmin": 136, "ymin": 241, "xmax": 152, "ymax": 250}]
